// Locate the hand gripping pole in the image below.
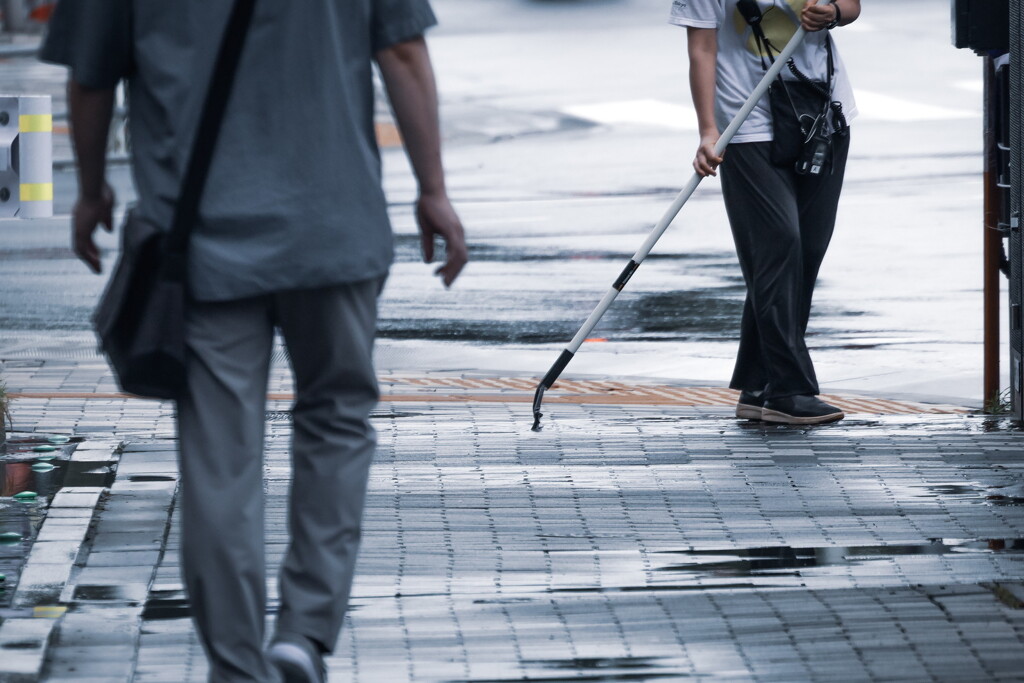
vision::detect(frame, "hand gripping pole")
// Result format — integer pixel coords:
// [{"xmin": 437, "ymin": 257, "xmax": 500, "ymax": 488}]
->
[{"xmin": 531, "ymin": 19, "xmax": 821, "ymax": 431}]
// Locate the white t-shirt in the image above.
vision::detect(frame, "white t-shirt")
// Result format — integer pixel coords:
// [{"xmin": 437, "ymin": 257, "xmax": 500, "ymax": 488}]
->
[{"xmin": 669, "ymin": 0, "xmax": 857, "ymax": 143}]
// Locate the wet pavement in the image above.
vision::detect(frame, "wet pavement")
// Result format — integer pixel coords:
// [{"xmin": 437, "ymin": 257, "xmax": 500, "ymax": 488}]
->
[
  {"xmin": 2, "ymin": 0, "xmax": 1024, "ymax": 680},
  {"xmin": 3, "ymin": 391, "xmax": 1024, "ymax": 682},
  {"xmin": 0, "ymin": 434, "xmax": 80, "ymax": 609}
]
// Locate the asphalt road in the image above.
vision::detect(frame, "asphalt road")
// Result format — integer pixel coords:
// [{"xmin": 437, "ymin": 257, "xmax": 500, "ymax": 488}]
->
[{"xmin": 0, "ymin": 0, "xmax": 995, "ymax": 404}]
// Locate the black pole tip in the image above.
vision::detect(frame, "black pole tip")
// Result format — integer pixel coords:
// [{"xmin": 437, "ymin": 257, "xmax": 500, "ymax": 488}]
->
[{"xmin": 531, "ymin": 382, "xmax": 548, "ymax": 432}]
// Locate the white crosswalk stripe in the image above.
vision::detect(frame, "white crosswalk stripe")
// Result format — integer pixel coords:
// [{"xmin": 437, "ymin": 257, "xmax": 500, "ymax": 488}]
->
[
  {"xmin": 563, "ymin": 89, "xmax": 980, "ymax": 131},
  {"xmin": 852, "ymin": 90, "xmax": 979, "ymax": 122},
  {"xmin": 563, "ymin": 99, "xmax": 699, "ymax": 130}
]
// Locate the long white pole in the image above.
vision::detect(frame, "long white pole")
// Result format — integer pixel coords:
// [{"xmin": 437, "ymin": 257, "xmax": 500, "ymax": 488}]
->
[{"xmin": 533, "ymin": 17, "xmax": 822, "ymax": 430}]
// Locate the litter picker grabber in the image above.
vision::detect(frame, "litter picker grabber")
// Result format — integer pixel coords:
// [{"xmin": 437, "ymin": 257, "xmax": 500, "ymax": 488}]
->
[{"xmin": 531, "ymin": 7, "xmax": 831, "ymax": 431}]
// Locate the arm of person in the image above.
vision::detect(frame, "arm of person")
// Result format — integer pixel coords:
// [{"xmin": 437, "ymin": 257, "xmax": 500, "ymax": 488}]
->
[
  {"xmin": 68, "ymin": 79, "xmax": 116, "ymax": 274},
  {"xmin": 375, "ymin": 36, "xmax": 467, "ymax": 288},
  {"xmin": 801, "ymin": 0, "xmax": 861, "ymax": 32},
  {"xmin": 687, "ymin": 26, "xmax": 722, "ymax": 178}
]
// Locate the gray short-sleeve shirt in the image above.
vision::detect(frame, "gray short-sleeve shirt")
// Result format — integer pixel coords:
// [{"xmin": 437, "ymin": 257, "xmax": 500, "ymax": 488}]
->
[{"xmin": 42, "ymin": 0, "xmax": 437, "ymax": 301}]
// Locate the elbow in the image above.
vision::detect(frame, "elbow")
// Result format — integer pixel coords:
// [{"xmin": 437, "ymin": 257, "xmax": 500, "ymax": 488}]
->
[
  {"xmin": 841, "ymin": 0, "xmax": 861, "ymax": 23},
  {"xmin": 376, "ymin": 35, "xmax": 427, "ymax": 68}
]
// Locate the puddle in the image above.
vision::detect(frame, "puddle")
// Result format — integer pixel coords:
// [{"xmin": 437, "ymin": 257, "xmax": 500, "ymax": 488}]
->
[
  {"xmin": 267, "ymin": 410, "xmax": 424, "ymax": 422},
  {"xmin": 655, "ymin": 540, "xmax": 1024, "ymax": 577},
  {"xmin": 0, "ymin": 434, "xmax": 82, "ymax": 609},
  {"xmin": 141, "ymin": 599, "xmax": 191, "ymax": 621},
  {"xmin": 894, "ymin": 482, "xmax": 1024, "ymax": 508},
  {"xmin": 73, "ymin": 584, "xmax": 130, "ymax": 601},
  {"xmin": 989, "ymin": 495, "xmax": 1024, "ymax": 506},
  {"xmin": 613, "ymin": 289, "xmax": 745, "ymax": 340},
  {"xmin": 64, "ymin": 462, "xmax": 116, "ymax": 488},
  {"xmin": 537, "ymin": 657, "xmax": 672, "ymax": 671},
  {"xmin": 141, "ymin": 589, "xmax": 283, "ymax": 621},
  {"xmin": 447, "ymin": 656, "xmax": 692, "ymax": 682},
  {"xmin": 2, "ymin": 434, "xmax": 80, "ymax": 460},
  {"xmin": 556, "ymin": 582, "xmax": 761, "ymax": 594},
  {"xmin": 1, "ymin": 639, "xmax": 44, "ymax": 650},
  {"xmin": 920, "ymin": 484, "xmax": 981, "ymax": 497},
  {"xmin": 985, "ymin": 484, "xmax": 1024, "ymax": 506}
]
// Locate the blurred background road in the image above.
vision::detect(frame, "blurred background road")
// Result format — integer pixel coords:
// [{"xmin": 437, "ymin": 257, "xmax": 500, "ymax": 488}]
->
[{"xmin": 0, "ymin": 0, "xmax": 994, "ymax": 405}]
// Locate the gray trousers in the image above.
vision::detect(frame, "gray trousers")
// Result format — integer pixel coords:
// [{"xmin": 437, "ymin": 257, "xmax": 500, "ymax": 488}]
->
[
  {"xmin": 176, "ymin": 279, "xmax": 381, "ymax": 682},
  {"xmin": 720, "ymin": 134, "xmax": 850, "ymax": 399}
]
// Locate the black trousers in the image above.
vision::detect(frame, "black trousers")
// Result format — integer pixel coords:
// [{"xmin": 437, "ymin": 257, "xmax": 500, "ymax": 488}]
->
[{"xmin": 720, "ymin": 133, "xmax": 850, "ymax": 399}]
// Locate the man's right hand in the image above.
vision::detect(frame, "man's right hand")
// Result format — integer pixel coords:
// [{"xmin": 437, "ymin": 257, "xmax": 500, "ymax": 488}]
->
[
  {"xmin": 693, "ymin": 133, "xmax": 724, "ymax": 177},
  {"xmin": 72, "ymin": 183, "xmax": 114, "ymax": 274}
]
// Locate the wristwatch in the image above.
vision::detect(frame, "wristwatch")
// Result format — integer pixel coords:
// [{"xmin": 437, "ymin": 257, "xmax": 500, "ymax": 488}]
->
[{"xmin": 827, "ymin": 3, "xmax": 842, "ymax": 30}]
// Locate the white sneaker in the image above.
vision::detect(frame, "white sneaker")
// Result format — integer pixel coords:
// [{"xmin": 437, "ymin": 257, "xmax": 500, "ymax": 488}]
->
[{"xmin": 267, "ymin": 638, "xmax": 325, "ymax": 683}]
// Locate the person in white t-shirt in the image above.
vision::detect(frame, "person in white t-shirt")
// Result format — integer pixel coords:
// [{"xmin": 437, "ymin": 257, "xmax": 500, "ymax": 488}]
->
[{"xmin": 670, "ymin": 0, "xmax": 861, "ymax": 425}]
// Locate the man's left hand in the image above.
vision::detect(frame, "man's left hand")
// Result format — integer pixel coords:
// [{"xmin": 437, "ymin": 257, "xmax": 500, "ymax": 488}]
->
[
  {"xmin": 72, "ymin": 183, "xmax": 115, "ymax": 274},
  {"xmin": 416, "ymin": 191, "xmax": 467, "ymax": 288},
  {"xmin": 801, "ymin": 0, "xmax": 837, "ymax": 32}
]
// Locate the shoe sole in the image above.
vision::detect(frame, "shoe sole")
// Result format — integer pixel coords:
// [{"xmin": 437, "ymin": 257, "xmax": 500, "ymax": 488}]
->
[
  {"xmin": 735, "ymin": 403, "xmax": 763, "ymax": 420},
  {"xmin": 268, "ymin": 643, "xmax": 322, "ymax": 683},
  {"xmin": 761, "ymin": 408, "xmax": 845, "ymax": 425}
]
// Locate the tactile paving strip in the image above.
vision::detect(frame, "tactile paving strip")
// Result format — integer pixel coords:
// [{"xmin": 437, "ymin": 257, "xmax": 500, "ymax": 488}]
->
[
  {"xmin": 9, "ymin": 375, "xmax": 969, "ymax": 416},
  {"xmin": 374, "ymin": 376, "xmax": 969, "ymax": 415}
]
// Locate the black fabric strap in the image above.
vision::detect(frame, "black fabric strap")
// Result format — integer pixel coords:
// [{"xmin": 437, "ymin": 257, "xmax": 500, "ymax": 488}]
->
[
  {"xmin": 738, "ymin": 2, "xmax": 837, "ymax": 103},
  {"xmin": 164, "ymin": 0, "xmax": 257, "ymax": 261},
  {"xmin": 827, "ymin": 2, "xmax": 841, "ymax": 30}
]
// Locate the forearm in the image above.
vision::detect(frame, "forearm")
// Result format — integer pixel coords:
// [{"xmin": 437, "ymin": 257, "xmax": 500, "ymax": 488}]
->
[
  {"xmin": 833, "ymin": 0, "xmax": 860, "ymax": 26},
  {"xmin": 67, "ymin": 79, "xmax": 115, "ymax": 201},
  {"xmin": 686, "ymin": 27, "xmax": 718, "ymax": 138},
  {"xmin": 375, "ymin": 37, "xmax": 446, "ymax": 196}
]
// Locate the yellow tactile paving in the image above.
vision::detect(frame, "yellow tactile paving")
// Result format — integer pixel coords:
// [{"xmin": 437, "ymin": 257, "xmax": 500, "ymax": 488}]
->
[
  {"xmin": 9, "ymin": 377, "xmax": 970, "ymax": 415},
  {"xmin": 373, "ymin": 376, "xmax": 969, "ymax": 415}
]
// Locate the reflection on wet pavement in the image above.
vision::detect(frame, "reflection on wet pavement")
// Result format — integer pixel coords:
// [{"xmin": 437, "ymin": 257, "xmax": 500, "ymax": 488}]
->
[
  {"xmin": 378, "ymin": 238, "xmax": 868, "ymax": 345},
  {"xmin": 654, "ymin": 540, "xmax": 1024, "ymax": 578},
  {"xmin": 447, "ymin": 657, "xmax": 690, "ymax": 683},
  {"xmin": 0, "ymin": 434, "xmax": 79, "ymax": 608}
]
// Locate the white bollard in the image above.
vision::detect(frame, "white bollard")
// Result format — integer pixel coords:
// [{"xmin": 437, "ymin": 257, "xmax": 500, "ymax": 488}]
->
[{"xmin": 0, "ymin": 94, "xmax": 53, "ymax": 219}]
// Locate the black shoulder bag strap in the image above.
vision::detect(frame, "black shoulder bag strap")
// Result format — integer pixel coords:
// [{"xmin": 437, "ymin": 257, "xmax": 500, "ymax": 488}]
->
[
  {"xmin": 162, "ymin": 0, "xmax": 257, "ymax": 278},
  {"xmin": 736, "ymin": 0, "xmax": 847, "ymax": 134}
]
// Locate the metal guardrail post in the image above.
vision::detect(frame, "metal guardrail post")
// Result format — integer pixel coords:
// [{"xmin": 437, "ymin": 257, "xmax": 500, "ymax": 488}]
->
[{"xmin": 0, "ymin": 94, "xmax": 52, "ymax": 218}]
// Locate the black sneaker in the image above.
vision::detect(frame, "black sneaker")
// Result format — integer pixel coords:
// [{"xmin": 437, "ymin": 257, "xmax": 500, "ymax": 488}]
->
[
  {"xmin": 267, "ymin": 634, "xmax": 326, "ymax": 683},
  {"xmin": 735, "ymin": 390, "xmax": 766, "ymax": 420},
  {"xmin": 762, "ymin": 395, "xmax": 844, "ymax": 425}
]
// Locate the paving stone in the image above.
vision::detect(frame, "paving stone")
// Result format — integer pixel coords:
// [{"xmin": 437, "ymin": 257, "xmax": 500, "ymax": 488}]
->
[
  {"xmin": 48, "ymin": 488, "xmax": 104, "ymax": 509},
  {"xmin": 0, "ymin": 617, "xmax": 58, "ymax": 681},
  {"xmin": 22, "ymin": 540, "xmax": 81, "ymax": 565},
  {"xmin": 5, "ymin": 390, "xmax": 1024, "ymax": 681},
  {"xmin": 12, "ymin": 562, "xmax": 75, "ymax": 606}
]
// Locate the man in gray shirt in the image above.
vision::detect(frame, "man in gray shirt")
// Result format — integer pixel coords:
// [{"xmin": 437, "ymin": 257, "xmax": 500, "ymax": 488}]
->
[{"xmin": 42, "ymin": 1, "xmax": 467, "ymax": 680}]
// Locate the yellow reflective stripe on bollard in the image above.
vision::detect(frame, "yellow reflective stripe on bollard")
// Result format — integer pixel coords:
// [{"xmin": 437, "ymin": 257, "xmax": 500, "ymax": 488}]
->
[
  {"xmin": 19, "ymin": 114, "xmax": 52, "ymax": 133},
  {"xmin": 20, "ymin": 183, "xmax": 53, "ymax": 201}
]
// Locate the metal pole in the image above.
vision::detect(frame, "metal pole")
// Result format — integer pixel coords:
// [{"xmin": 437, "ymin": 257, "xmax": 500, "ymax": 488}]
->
[
  {"xmin": 983, "ymin": 57, "xmax": 1001, "ymax": 409},
  {"xmin": 2, "ymin": 0, "xmax": 29, "ymax": 33},
  {"xmin": 1012, "ymin": 0, "xmax": 1024, "ymax": 421},
  {"xmin": 531, "ymin": 15, "xmax": 826, "ymax": 431}
]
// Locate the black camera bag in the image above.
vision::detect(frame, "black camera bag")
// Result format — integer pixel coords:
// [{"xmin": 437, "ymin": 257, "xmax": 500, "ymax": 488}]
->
[{"xmin": 93, "ymin": 0, "xmax": 255, "ymax": 399}]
